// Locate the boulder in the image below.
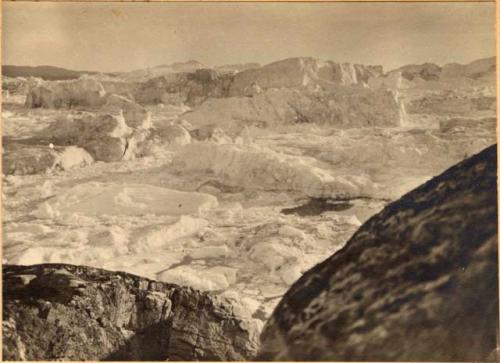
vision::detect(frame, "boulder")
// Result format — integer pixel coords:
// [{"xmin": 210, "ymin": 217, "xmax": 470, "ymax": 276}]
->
[
  {"xmin": 72, "ymin": 113, "xmax": 132, "ymax": 162},
  {"xmin": 189, "ymin": 124, "xmax": 232, "ymax": 143},
  {"xmin": 133, "ymin": 70, "xmax": 232, "ymax": 107},
  {"xmin": 258, "ymin": 144, "xmax": 498, "ymax": 361},
  {"xmin": 2, "ymin": 76, "xmax": 28, "ymax": 95},
  {"xmin": 35, "ymin": 113, "xmax": 133, "ymax": 162},
  {"xmin": 132, "ymin": 124, "xmax": 192, "ymax": 157},
  {"xmin": 152, "ymin": 124, "xmax": 192, "ymax": 147},
  {"xmin": 25, "ymin": 76, "xmax": 107, "ymax": 109},
  {"xmin": 82, "ymin": 136, "xmax": 127, "ymax": 163},
  {"xmin": 2, "ymin": 141, "xmax": 94, "ymax": 176},
  {"xmin": 2, "ymin": 264, "xmax": 260, "ymax": 360},
  {"xmin": 2, "ymin": 143, "xmax": 58, "ymax": 175},
  {"xmin": 396, "ymin": 62, "xmax": 442, "ymax": 81},
  {"xmin": 406, "ymin": 91, "xmax": 497, "ymax": 115},
  {"xmin": 102, "ymin": 93, "xmax": 151, "ymax": 129}
]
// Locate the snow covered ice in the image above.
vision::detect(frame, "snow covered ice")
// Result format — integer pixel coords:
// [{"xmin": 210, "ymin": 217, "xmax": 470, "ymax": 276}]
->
[{"xmin": 2, "ymin": 55, "xmax": 496, "ymax": 327}]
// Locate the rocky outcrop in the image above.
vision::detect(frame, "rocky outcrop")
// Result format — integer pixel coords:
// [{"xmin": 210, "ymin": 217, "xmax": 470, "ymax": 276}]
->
[
  {"xmin": 2, "ymin": 143, "xmax": 59, "ymax": 176},
  {"xmin": 2, "ymin": 111, "xmax": 146, "ymax": 173},
  {"xmin": 130, "ymin": 58, "xmax": 386, "ymax": 109},
  {"xmin": 133, "ymin": 69, "xmax": 233, "ymax": 107},
  {"xmin": 2, "ymin": 141, "xmax": 94, "ymax": 176},
  {"xmin": 2, "ymin": 76, "xmax": 29, "ymax": 95},
  {"xmin": 441, "ymin": 57, "xmax": 496, "ymax": 82},
  {"xmin": 258, "ymin": 144, "xmax": 498, "ymax": 361},
  {"xmin": 390, "ymin": 58, "xmax": 495, "ymax": 84},
  {"xmin": 3, "ymin": 264, "xmax": 260, "ymax": 361},
  {"xmin": 406, "ymin": 91, "xmax": 497, "ymax": 115},
  {"xmin": 374, "ymin": 57, "xmax": 496, "ymax": 122},
  {"xmin": 397, "ymin": 62, "xmax": 442, "ymax": 82},
  {"xmin": 149, "ymin": 124, "xmax": 191, "ymax": 147},
  {"xmin": 33, "ymin": 112, "xmax": 133, "ymax": 162},
  {"xmin": 5, "ymin": 113, "xmax": 195, "ymax": 169},
  {"xmin": 25, "ymin": 76, "xmax": 107, "ymax": 109},
  {"xmin": 102, "ymin": 94, "xmax": 151, "ymax": 129},
  {"xmin": 371, "ymin": 58, "xmax": 496, "ymax": 121},
  {"xmin": 190, "ymin": 124, "xmax": 232, "ymax": 143},
  {"xmin": 439, "ymin": 116, "xmax": 497, "ymax": 133}
]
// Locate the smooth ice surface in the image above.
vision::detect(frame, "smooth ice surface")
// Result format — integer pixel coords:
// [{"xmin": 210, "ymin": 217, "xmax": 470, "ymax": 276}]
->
[{"xmin": 32, "ymin": 182, "xmax": 219, "ymax": 218}]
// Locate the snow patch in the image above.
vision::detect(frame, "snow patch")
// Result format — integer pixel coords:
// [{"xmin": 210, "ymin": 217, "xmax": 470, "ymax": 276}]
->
[
  {"xmin": 55, "ymin": 146, "xmax": 94, "ymax": 170},
  {"xmin": 157, "ymin": 265, "xmax": 231, "ymax": 291}
]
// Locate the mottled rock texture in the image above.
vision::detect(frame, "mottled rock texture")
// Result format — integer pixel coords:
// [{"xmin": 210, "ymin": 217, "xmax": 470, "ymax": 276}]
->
[
  {"xmin": 439, "ymin": 117, "xmax": 497, "ymax": 134},
  {"xmin": 102, "ymin": 94, "xmax": 151, "ymax": 129},
  {"xmin": 258, "ymin": 144, "xmax": 498, "ymax": 361},
  {"xmin": 133, "ymin": 69, "xmax": 233, "ymax": 107},
  {"xmin": 3, "ymin": 264, "xmax": 260, "ymax": 361},
  {"xmin": 25, "ymin": 77, "xmax": 107, "ymax": 109},
  {"xmin": 2, "ymin": 76, "xmax": 29, "ymax": 95},
  {"xmin": 2, "ymin": 143, "xmax": 58, "ymax": 176}
]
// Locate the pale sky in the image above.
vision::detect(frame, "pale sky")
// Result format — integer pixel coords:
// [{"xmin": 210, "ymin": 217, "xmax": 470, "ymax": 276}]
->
[{"xmin": 2, "ymin": 2, "xmax": 496, "ymax": 73}]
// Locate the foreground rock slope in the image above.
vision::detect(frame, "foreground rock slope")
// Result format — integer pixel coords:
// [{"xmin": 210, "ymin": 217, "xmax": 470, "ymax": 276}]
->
[
  {"xmin": 3, "ymin": 264, "xmax": 260, "ymax": 361},
  {"xmin": 258, "ymin": 144, "xmax": 498, "ymax": 361}
]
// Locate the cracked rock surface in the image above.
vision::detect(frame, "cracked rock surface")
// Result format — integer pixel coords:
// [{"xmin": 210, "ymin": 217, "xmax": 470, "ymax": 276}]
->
[
  {"xmin": 3, "ymin": 263, "xmax": 260, "ymax": 361},
  {"xmin": 258, "ymin": 144, "xmax": 498, "ymax": 361}
]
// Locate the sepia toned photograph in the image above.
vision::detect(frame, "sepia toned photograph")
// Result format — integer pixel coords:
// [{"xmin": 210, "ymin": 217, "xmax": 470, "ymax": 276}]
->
[{"xmin": 1, "ymin": 1, "xmax": 498, "ymax": 361}]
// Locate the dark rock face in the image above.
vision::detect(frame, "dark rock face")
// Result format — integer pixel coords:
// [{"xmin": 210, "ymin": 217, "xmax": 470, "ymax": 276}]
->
[
  {"xmin": 400, "ymin": 63, "xmax": 442, "ymax": 81},
  {"xmin": 25, "ymin": 78, "xmax": 107, "ymax": 109},
  {"xmin": 439, "ymin": 117, "xmax": 497, "ymax": 134},
  {"xmin": 2, "ymin": 77, "xmax": 29, "ymax": 95},
  {"xmin": 2, "ymin": 143, "xmax": 58, "ymax": 175},
  {"xmin": 3, "ymin": 264, "xmax": 259, "ymax": 361},
  {"xmin": 406, "ymin": 92, "xmax": 497, "ymax": 115},
  {"xmin": 258, "ymin": 144, "xmax": 498, "ymax": 361},
  {"xmin": 133, "ymin": 70, "xmax": 233, "ymax": 107}
]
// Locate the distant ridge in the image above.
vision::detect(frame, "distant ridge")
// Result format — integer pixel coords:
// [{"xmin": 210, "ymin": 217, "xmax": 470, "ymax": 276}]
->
[
  {"xmin": 3, "ymin": 56, "xmax": 495, "ymax": 82},
  {"xmin": 2, "ymin": 65, "xmax": 105, "ymax": 81}
]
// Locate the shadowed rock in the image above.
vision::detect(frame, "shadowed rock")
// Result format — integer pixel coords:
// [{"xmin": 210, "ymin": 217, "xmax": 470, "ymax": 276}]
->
[
  {"xmin": 2, "ymin": 143, "xmax": 58, "ymax": 175},
  {"xmin": 133, "ymin": 70, "xmax": 232, "ymax": 107},
  {"xmin": 25, "ymin": 77, "xmax": 107, "ymax": 109},
  {"xmin": 258, "ymin": 144, "xmax": 498, "ymax": 361},
  {"xmin": 3, "ymin": 264, "xmax": 260, "ymax": 361},
  {"xmin": 102, "ymin": 94, "xmax": 151, "ymax": 129}
]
